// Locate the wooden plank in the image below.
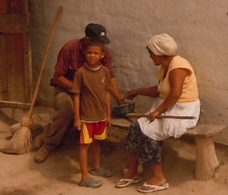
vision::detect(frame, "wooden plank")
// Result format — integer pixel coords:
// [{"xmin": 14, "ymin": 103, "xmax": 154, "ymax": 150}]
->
[
  {"xmin": 0, "ymin": 100, "xmax": 31, "ymax": 109},
  {"xmin": 0, "ymin": 0, "xmax": 9, "ymax": 14},
  {"xmin": 0, "ymin": 33, "xmax": 8, "ymax": 100},
  {"xmin": 5, "ymin": 34, "xmax": 25, "ymax": 102},
  {"xmin": 0, "ymin": 0, "xmax": 31, "ymax": 107},
  {"xmin": 0, "ymin": 34, "xmax": 4, "ymax": 99},
  {"xmin": 112, "ymin": 116, "xmax": 136, "ymax": 129},
  {"xmin": 0, "ymin": 13, "xmax": 23, "ymax": 34},
  {"xmin": 22, "ymin": 12, "xmax": 32, "ymax": 103},
  {"xmin": 10, "ymin": 0, "xmax": 28, "ymax": 13},
  {"xmin": 185, "ymin": 124, "xmax": 226, "ymax": 137}
]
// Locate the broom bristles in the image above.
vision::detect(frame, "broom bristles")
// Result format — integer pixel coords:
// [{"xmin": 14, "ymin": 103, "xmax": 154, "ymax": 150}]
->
[{"xmin": 1, "ymin": 126, "xmax": 32, "ymax": 154}]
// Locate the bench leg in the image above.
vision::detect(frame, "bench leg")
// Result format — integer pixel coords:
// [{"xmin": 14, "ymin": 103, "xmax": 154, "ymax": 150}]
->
[{"xmin": 194, "ymin": 136, "xmax": 219, "ymax": 180}]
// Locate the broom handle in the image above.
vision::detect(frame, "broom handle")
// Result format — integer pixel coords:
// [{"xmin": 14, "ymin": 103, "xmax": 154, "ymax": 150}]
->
[
  {"xmin": 28, "ymin": 6, "xmax": 63, "ymax": 117},
  {"xmin": 125, "ymin": 113, "xmax": 196, "ymax": 119}
]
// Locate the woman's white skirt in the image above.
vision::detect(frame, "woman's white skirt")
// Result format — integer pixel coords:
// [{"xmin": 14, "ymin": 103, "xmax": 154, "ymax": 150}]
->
[{"xmin": 137, "ymin": 98, "xmax": 200, "ymax": 141}]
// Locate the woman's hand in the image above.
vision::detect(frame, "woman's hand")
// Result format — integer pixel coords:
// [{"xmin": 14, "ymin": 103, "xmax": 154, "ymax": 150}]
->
[
  {"xmin": 147, "ymin": 110, "xmax": 161, "ymax": 122},
  {"xmin": 124, "ymin": 89, "xmax": 138, "ymax": 100},
  {"xmin": 74, "ymin": 118, "xmax": 82, "ymax": 130}
]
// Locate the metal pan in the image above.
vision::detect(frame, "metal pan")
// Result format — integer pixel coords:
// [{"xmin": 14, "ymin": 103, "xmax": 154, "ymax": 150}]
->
[{"xmin": 111, "ymin": 102, "xmax": 135, "ymax": 116}]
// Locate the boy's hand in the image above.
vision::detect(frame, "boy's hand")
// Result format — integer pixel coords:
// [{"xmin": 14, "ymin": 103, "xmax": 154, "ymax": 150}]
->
[
  {"xmin": 74, "ymin": 119, "xmax": 82, "ymax": 130},
  {"xmin": 117, "ymin": 98, "xmax": 126, "ymax": 105},
  {"xmin": 106, "ymin": 116, "xmax": 112, "ymax": 127}
]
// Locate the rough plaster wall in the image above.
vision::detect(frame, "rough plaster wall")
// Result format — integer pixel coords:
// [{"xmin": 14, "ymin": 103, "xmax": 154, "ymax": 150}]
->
[{"xmin": 29, "ymin": 0, "xmax": 228, "ymax": 145}]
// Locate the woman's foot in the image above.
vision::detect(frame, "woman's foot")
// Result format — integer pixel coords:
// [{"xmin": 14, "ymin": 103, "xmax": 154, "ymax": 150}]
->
[
  {"xmin": 146, "ymin": 177, "xmax": 166, "ymax": 186},
  {"xmin": 115, "ymin": 177, "xmax": 142, "ymax": 188},
  {"xmin": 137, "ymin": 182, "xmax": 169, "ymax": 193},
  {"xmin": 115, "ymin": 168, "xmax": 141, "ymax": 188}
]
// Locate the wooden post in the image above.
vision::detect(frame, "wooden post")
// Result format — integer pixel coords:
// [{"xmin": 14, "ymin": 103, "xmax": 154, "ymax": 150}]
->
[{"xmin": 194, "ymin": 136, "xmax": 219, "ymax": 180}]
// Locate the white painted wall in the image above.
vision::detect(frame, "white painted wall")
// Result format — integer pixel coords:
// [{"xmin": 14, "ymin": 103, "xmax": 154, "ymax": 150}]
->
[{"xmin": 29, "ymin": 0, "xmax": 228, "ymax": 145}]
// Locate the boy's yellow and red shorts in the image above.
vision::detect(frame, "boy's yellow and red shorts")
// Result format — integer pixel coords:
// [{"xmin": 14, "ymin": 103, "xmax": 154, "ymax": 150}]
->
[{"xmin": 80, "ymin": 121, "xmax": 106, "ymax": 144}]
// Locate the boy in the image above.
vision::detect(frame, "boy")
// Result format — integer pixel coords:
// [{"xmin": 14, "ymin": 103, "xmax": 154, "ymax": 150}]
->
[
  {"xmin": 34, "ymin": 23, "xmax": 125, "ymax": 163},
  {"xmin": 71, "ymin": 38, "xmax": 113, "ymax": 188}
]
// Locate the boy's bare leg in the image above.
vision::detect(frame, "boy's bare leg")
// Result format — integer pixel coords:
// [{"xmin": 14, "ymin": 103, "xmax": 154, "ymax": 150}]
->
[
  {"xmin": 79, "ymin": 144, "xmax": 90, "ymax": 182},
  {"xmin": 91, "ymin": 140, "xmax": 101, "ymax": 170}
]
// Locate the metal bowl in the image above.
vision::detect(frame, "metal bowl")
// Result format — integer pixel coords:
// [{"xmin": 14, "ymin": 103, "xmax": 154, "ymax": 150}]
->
[{"xmin": 111, "ymin": 102, "xmax": 135, "ymax": 116}]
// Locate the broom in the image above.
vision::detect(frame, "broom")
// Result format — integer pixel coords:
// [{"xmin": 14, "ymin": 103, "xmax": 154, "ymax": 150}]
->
[{"xmin": 1, "ymin": 6, "xmax": 63, "ymax": 154}]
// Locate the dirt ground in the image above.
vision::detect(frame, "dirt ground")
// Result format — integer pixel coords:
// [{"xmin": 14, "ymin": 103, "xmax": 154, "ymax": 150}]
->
[{"xmin": 0, "ymin": 106, "xmax": 228, "ymax": 195}]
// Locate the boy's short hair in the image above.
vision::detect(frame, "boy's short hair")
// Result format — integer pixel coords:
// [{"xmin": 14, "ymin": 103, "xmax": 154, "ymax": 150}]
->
[{"xmin": 85, "ymin": 38, "xmax": 105, "ymax": 52}]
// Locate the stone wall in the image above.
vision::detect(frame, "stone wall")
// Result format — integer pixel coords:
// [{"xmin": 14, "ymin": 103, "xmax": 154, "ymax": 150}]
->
[{"xmin": 28, "ymin": 0, "xmax": 228, "ymax": 145}]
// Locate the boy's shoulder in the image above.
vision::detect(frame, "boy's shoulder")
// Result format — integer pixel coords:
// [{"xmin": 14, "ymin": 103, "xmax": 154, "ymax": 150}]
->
[
  {"xmin": 100, "ymin": 65, "xmax": 109, "ymax": 71},
  {"xmin": 75, "ymin": 65, "xmax": 86, "ymax": 75}
]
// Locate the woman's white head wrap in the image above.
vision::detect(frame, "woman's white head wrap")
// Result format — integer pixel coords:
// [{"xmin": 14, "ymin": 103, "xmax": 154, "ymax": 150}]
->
[{"xmin": 147, "ymin": 34, "xmax": 177, "ymax": 56}]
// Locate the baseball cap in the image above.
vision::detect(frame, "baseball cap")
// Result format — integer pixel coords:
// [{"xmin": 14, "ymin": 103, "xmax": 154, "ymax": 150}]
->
[{"xmin": 85, "ymin": 23, "xmax": 111, "ymax": 44}]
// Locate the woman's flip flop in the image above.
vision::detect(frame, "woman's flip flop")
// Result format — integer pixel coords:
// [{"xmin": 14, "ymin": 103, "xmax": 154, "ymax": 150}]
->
[
  {"xmin": 115, "ymin": 177, "xmax": 142, "ymax": 188},
  {"xmin": 137, "ymin": 182, "xmax": 169, "ymax": 193}
]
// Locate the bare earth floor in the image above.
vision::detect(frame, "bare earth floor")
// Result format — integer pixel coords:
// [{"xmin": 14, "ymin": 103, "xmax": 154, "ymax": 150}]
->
[{"xmin": 0, "ymin": 106, "xmax": 228, "ymax": 195}]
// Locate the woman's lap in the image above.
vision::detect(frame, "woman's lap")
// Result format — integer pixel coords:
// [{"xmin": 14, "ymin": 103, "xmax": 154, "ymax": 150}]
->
[
  {"xmin": 126, "ymin": 121, "xmax": 163, "ymax": 165},
  {"xmin": 138, "ymin": 98, "xmax": 200, "ymax": 140}
]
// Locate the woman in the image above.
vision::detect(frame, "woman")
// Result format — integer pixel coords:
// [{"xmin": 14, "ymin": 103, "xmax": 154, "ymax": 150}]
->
[{"xmin": 115, "ymin": 34, "xmax": 200, "ymax": 193}]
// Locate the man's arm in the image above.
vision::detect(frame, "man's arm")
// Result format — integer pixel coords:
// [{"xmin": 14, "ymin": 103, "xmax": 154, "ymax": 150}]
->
[{"xmin": 52, "ymin": 71, "xmax": 73, "ymax": 90}]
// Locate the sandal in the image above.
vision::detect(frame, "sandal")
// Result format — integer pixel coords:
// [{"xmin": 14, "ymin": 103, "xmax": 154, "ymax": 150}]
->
[
  {"xmin": 115, "ymin": 177, "xmax": 142, "ymax": 188},
  {"xmin": 89, "ymin": 168, "xmax": 113, "ymax": 178},
  {"xmin": 137, "ymin": 182, "xmax": 169, "ymax": 193},
  {"xmin": 79, "ymin": 177, "xmax": 103, "ymax": 188}
]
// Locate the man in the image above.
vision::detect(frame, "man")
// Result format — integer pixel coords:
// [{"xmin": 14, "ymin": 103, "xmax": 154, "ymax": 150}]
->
[{"xmin": 34, "ymin": 23, "xmax": 125, "ymax": 163}]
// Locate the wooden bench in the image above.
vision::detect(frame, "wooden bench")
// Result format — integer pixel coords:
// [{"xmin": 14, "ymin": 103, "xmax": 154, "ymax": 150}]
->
[{"xmin": 111, "ymin": 116, "xmax": 226, "ymax": 181}]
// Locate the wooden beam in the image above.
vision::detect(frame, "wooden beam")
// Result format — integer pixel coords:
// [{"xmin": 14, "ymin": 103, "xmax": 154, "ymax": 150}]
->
[
  {"xmin": 0, "ymin": 100, "xmax": 31, "ymax": 109},
  {"xmin": 0, "ymin": 33, "xmax": 8, "ymax": 100},
  {"xmin": 0, "ymin": 0, "xmax": 9, "ymax": 14},
  {"xmin": 185, "ymin": 124, "xmax": 226, "ymax": 137},
  {"xmin": 22, "ymin": 12, "xmax": 32, "ymax": 103},
  {"xmin": 0, "ymin": 13, "xmax": 23, "ymax": 34}
]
